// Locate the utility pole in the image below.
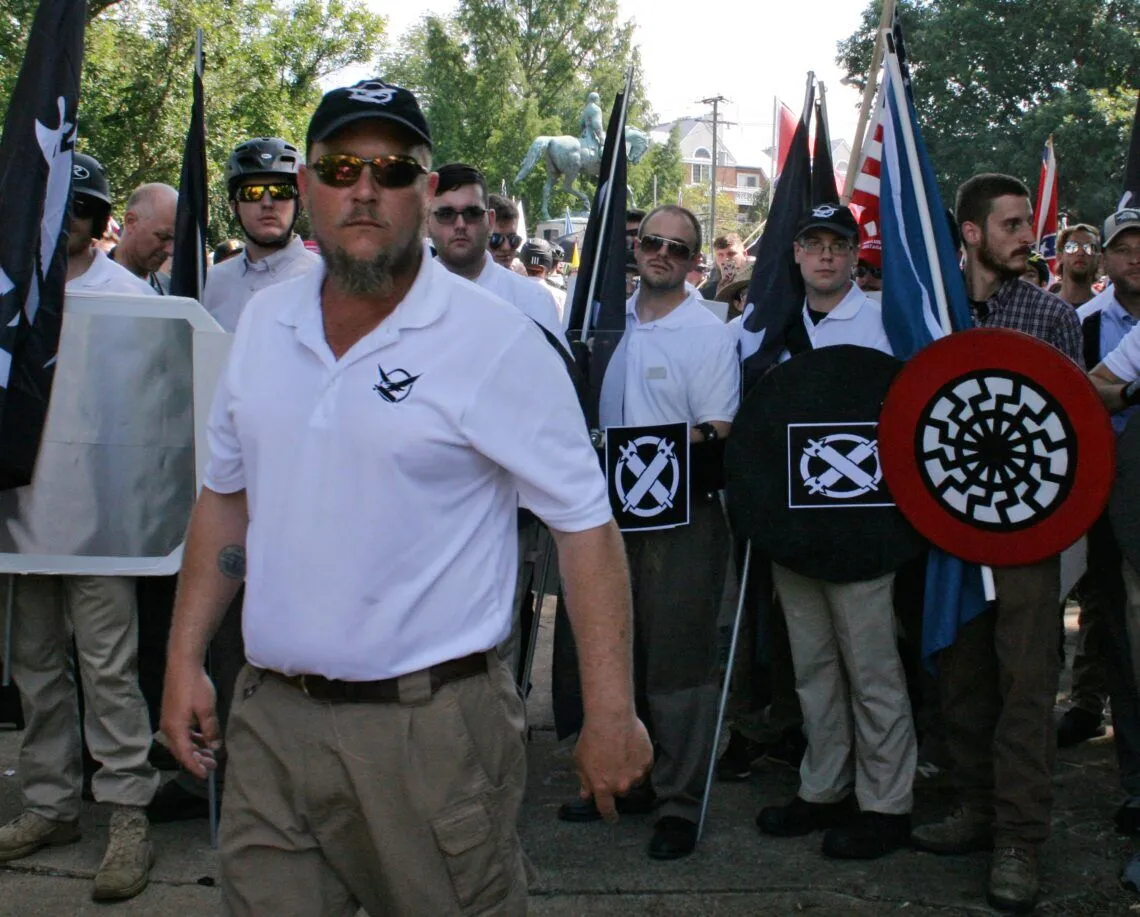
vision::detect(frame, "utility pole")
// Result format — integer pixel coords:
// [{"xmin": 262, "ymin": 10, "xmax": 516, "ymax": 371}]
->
[{"xmin": 699, "ymin": 95, "xmax": 729, "ymax": 252}]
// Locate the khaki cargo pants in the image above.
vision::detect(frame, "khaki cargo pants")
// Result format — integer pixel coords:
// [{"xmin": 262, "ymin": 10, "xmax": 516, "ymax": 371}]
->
[{"xmin": 220, "ymin": 654, "xmax": 528, "ymax": 917}]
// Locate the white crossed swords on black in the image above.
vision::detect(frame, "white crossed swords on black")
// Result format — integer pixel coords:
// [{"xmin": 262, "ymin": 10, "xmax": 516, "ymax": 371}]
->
[{"xmin": 618, "ymin": 437, "xmax": 676, "ymax": 514}]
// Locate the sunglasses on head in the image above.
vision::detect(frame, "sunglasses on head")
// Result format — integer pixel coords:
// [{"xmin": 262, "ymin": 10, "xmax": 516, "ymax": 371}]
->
[
  {"xmin": 489, "ymin": 232, "xmax": 523, "ymax": 251},
  {"xmin": 855, "ymin": 264, "xmax": 882, "ymax": 279},
  {"xmin": 639, "ymin": 234, "xmax": 693, "ymax": 260},
  {"xmin": 235, "ymin": 183, "xmax": 297, "ymax": 203},
  {"xmin": 431, "ymin": 205, "xmax": 488, "ymax": 226},
  {"xmin": 311, "ymin": 153, "xmax": 426, "ymax": 189}
]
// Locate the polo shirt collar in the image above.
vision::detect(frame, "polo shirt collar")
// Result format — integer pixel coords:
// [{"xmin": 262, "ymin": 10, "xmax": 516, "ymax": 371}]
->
[
  {"xmin": 627, "ymin": 289, "xmax": 701, "ymax": 329},
  {"xmin": 804, "ymin": 282, "xmax": 863, "ymax": 321},
  {"xmin": 241, "ymin": 234, "xmax": 305, "ymax": 275}
]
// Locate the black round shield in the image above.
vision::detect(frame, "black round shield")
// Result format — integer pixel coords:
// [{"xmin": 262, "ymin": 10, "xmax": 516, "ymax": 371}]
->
[
  {"xmin": 725, "ymin": 345, "xmax": 923, "ymax": 583},
  {"xmin": 1110, "ymin": 413, "xmax": 1140, "ymax": 574}
]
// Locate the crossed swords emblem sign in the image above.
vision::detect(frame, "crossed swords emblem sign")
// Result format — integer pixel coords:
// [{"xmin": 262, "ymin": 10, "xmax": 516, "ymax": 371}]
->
[
  {"xmin": 787, "ymin": 423, "xmax": 895, "ymax": 508},
  {"xmin": 605, "ymin": 422, "xmax": 690, "ymax": 531}
]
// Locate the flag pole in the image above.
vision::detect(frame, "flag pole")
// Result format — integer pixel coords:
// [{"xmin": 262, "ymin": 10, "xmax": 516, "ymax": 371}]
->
[
  {"xmin": 581, "ymin": 67, "xmax": 634, "ymax": 342},
  {"xmin": 842, "ymin": 0, "xmax": 896, "ymax": 204},
  {"xmin": 1035, "ymin": 135, "xmax": 1055, "ymax": 249}
]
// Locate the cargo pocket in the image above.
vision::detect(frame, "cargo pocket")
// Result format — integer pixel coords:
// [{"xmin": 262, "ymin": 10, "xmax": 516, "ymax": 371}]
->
[{"xmin": 430, "ymin": 798, "xmax": 510, "ymax": 914}]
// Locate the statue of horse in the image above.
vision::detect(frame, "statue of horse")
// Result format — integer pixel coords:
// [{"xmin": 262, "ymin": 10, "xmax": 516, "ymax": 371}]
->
[{"xmin": 515, "ymin": 127, "xmax": 651, "ymax": 220}]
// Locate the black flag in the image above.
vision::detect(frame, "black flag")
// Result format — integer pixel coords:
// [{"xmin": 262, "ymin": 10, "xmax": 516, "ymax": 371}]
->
[
  {"xmin": 812, "ymin": 95, "xmax": 839, "ymax": 206},
  {"xmin": 738, "ymin": 74, "xmax": 814, "ymax": 393},
  {"xmin": 0, "ymin": 0, "xmax": 85, "ymax": 489},
  {"xmin": 169, "ymin": 30, "xmax": 208, "ymax": 300},
  {"xmin": 1121, "ymin": 90, "xmax": 1140, "ymax": 210},
  {"xmin": 566, "ymin": 75, "xmax": 632, "ymax": 430}
]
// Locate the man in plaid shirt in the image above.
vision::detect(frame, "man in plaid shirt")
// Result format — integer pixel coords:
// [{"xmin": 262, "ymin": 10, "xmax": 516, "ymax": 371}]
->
[{"xmin": 911, "ymin": 173, "xmax": 1081, "ymax": 914}]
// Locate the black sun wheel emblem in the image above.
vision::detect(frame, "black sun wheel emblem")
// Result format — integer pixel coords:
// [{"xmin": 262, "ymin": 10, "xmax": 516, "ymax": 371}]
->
[{"xmin": 915, "ymin": 369, "xmax": 1076, "ymax": 531}]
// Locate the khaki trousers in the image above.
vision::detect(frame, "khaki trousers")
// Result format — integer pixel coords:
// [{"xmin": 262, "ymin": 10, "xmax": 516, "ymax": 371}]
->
[
  {"xmin": 220, "ymin": 655, "xmax": 528, "ymax": 917},
  {"xmin": 772, "ymin": 565, "xmax": 916, "ymax": 815},
  {"xmin": 8, "ymin": 574, "xmax": 158, "ymax": 821}
]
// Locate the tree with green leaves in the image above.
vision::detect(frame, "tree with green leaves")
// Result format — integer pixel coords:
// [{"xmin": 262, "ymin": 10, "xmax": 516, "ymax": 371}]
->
[
  {"xmin": 629, "ymin": 125, "xmax": 684, "ymax": 211},
  {"xmin": 837, "ymin": 0, "xmax": 1140, "ymax": 224},
  {"xmin": 378, "ymin": 1, "xmax": 658, "ymax": 222}
]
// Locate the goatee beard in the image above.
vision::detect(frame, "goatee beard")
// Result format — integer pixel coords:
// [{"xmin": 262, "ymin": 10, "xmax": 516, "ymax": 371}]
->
[{"xmin": 318, "ymin": 214, "xmax": 424, "ymax": 297}]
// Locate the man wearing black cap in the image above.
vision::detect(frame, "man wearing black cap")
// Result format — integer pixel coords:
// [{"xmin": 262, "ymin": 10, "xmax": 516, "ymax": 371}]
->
[
  {"xmin": 757, "ymin": 204, "xmax": 916, "ymax": 861},
  {"xmin": 161, "ymin": 78, "xmax": 651, "ymax": 915}
]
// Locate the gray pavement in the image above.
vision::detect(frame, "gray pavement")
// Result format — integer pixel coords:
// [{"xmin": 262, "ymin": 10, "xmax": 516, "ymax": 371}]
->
[{"xmin": 0, "ymin": 602, "xmax": 1136, "ymax": 915}]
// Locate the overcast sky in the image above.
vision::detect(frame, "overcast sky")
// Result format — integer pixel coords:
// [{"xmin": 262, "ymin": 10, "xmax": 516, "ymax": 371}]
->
[{"xmin": 347, "ymin": 0, "xmax": 872, "ymax": 171}]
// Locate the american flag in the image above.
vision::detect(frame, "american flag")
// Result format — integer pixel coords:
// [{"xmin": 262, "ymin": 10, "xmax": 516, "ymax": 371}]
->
[{"xmin": 848, "ymin": 94, "xmax": 885, "ymax": 252}]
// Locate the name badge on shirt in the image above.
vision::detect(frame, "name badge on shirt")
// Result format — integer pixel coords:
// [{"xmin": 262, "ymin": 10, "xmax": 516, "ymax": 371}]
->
[{"xmin": 645, "ymin": 366, "xmax": 668, "ymax": 380}]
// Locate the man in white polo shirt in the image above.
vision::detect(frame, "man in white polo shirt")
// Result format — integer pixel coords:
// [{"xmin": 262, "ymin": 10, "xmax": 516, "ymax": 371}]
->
[
  {"xmin": 556, "ymin": 205, "xmax": 738, "ymax": 861},
  {"xmin": 757, "ymin": 205, "xmax": 916, "ymax": 863},
  {"xmin": 203, "ymin": 137, "xmax": 320, "ymax": 332},
  {"xmin": 161, "ymin": 79, "xmax": 651, "ymax": 916}
]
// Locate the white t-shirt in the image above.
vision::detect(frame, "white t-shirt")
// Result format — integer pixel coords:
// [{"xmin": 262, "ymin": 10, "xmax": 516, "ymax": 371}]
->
[
  {"xmin": 613, "ymin": 291, "xmax": 740, "ymax": 427},
  {"xmin": 205, "ymin": 254, "xmax": 611, "ymax": 680},
  {"xmin": 1102, "ymin": 307, "xmax": 1140, "ymax": 381},
  {"xmin": 471, "ymin": 253, "xmax": 569, "ymax": 351},
  {"xmin": 67, "ymin": 249, "xmax": 156, "ymax": 296},
  {"xmin": 783, "ymin": 283, "xmax": 894, "ymax": 358},
  {"xmin": 203, "ymin": 235, "xmax": 320, "ymax": 332}
]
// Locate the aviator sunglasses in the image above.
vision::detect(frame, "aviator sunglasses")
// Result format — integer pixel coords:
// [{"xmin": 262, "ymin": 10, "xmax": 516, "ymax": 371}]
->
[
  {"xmin": 235, "ymin": 183, "xmax": 297, "ymax": 203},
  {"xmin": 638, "ymin": 234, "xmax": 693, "ymax": 260},
  {"xmin": 489, "ymin": 232, "xmax": 523, "ymax": 251},
  {"xmin": 311, "ymin": 153, "xmax": 427, "ymax": 188}
]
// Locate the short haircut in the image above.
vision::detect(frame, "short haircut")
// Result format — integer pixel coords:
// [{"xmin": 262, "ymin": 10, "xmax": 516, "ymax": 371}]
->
[
  {"xmin": 487, "ymin": 193, "xmax": 518, "ymax": 224},
  {"xmin": 1057, "ymin": 223, "xmax": 1100, "ymax": 251},
  {"xmin": 125, "ymin": 182, "xmax": 177, "ymax": 219},
  {"xmin": 435, "ymin": 163, "xmax": 487, "ymax": 204},
  {"xmin": 955, "ymin": 173, "xmax": 1030, "ymax": 230},
  {"xmin": 712, "ymin": 232, "xmax": 743, "ymax": 250},
  {"xmin": 638, "ymin": 204, "xmax": 702, "ymax": 253},
  {"xmin": 626, "ymin": 208, "xmax": 647, "ymax": 224}
]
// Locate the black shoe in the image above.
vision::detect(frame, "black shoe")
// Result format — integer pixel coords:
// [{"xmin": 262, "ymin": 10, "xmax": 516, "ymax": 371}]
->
[
  {"xmin": 1116, "ymin": 797, "xmax": 1140, "ymax": 836},
  {"xmin": 147, "ymin": 779, "xmax": 213, "ymax": 823},
  {"xmin": 557, "ymin": 783, "xmax": 657, "ymax": 823},
  {"xmin": 764, "ymin": 726, "xmax": 807, "ymax": 770},
  {"xmin": 1056, "ymin": 707, "xmax": 1105, "ymax": 748},
  {"xmin": 757, "ymin": 795, "xmax": 854, "ymax": 837},
  {"xmin": 822, "ymin": 811, "xmax": 911, "ymax": 859},
  {"xmin": 715, "ymin": 730, "xmax": 765, "ymax": 782},
  {"xmin": 648, "ymin": 816, "xmax": 698, "ymax": 860}
]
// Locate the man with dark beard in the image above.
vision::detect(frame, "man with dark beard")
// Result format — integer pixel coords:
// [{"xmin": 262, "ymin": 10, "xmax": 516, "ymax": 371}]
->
[
  {"xmin": 160, "ymin": 78, "xmax": 651, "ymax": 915},
  {"xmin": 1056, "ymin": 223, "xmax": 1101, "ymax": 308},
  {"xmin": 202, "ymin": 138, "xmax": 320, "ymax": 332},
  {"xmin": 911, "ymin": 173, "xmax": 1082, "ymax": 914}
]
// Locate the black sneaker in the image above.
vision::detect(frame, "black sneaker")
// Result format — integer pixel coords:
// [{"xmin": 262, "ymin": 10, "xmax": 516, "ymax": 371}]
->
[
  {"xmin": 557, "ymin": 783, "xmax": 657, "ymax": 822},
  {"xmin": 1056, "ymin": 707, "xmax": 1105, "ymax": 748},
  {"xmin": 648, "ymin": 816, "xmax": 698, "ymax": 860},
  {"xmin": 757, "ymin": 795, "xmax": 854, "ymax": 837},
  {"xmin": 764, "ymin": 726, "xmax": 807, "ymax": 770},
  {"xmin": 822, "ymin": 811, "xmax": 910, "ymax": 859},
  {"xmin": 716, "ymin": 730, "xmax": 765, "ymax": 782}
]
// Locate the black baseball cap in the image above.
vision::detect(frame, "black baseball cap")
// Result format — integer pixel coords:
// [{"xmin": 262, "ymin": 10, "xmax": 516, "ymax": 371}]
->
[
  {"xmin": 794, "ymin": 203, "xmax": 859, "ymax": 241},
  {"xmin": 306, "ymin": 79, "xmax": 432, "ymax": 152}
]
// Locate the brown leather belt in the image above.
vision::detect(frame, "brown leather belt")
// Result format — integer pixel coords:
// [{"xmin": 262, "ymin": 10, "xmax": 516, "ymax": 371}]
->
[{"xmin": 264, "ymin": 652, "xmax": 488, "ymax": 703}]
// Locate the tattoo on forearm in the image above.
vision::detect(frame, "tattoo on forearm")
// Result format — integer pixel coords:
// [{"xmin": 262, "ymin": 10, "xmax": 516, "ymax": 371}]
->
[{"xmin": 218, "ymin": 545, "xmax": 246, "ymax": 580}]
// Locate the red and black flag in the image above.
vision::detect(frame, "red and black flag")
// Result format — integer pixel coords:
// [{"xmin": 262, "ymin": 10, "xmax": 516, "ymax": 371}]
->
[
  {"xmin": 812, "ymin": 92, "xmax": 840, "ymax": 207},
  {"xmin": 0, "ymin": 0, "xmax": 85, "ymax": 489},
  {"xmin": 169, "ymin": 30, "xmax": 208, "ymax": 300}
]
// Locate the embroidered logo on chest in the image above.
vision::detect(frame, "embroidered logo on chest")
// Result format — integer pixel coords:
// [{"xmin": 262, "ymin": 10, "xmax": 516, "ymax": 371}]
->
[{"xmin": 373, "ymin": 363, "xmax": 421, "ymax": 403}]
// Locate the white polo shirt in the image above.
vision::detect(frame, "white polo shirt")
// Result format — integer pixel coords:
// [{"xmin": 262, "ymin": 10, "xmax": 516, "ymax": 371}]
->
[
  {"xmin": 781, "ymin": 283, "xmax": 893, "ymax": 358},
  {"xmin": 205, "ymin": 254, "xmax": 611, "ymax": 680},
  {"xmin": 1102, "ymin": 307, "xmax": 1140, "ymax": 382},
  {"xmin": 614, "ymin": 291, "xmax": 740, "ymax": 427},
  {"xmin": 68, "ymin": 249, "xmax": 155, "ymax": 296},
  {"xmin": 471, "ymin": 253, "xmax": 569, "ymax": 351},
  {"xmin": 203, "ymin": 235, "xmax": 320, "ymax": 332}
]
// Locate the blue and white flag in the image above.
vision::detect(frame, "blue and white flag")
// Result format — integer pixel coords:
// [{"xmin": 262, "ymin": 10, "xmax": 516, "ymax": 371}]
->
[{"xmin": 878, "ymin": 27, "xmax": 986, "ymax": 663}]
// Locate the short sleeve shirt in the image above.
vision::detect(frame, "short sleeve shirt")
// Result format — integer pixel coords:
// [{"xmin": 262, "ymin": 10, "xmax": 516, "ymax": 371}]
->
[{"xmin": 472, "ymin": 253, "xmax": 570, "ymax": 351}]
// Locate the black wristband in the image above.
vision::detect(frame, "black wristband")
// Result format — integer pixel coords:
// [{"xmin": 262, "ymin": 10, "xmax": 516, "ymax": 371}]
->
[
  {"xmin": 1125, "ymin": 380, "xmax": 1140, "ymax": 407},
  {"xmin": 695, "ymin": 422, "xmax": 719, "ymax": 442}
]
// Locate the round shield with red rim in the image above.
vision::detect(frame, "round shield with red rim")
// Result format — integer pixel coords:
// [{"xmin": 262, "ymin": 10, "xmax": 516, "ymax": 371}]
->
[{"xmin": 878, "ymin": 327, "xmax": 1114, "ymax": 566}]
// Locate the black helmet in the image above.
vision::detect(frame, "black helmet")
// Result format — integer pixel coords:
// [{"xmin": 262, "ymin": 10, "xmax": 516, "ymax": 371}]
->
[
  {"xmin": 225, "ymin": 137, "xmax": 302, "ymax": 198},
  {"xmin": 520, "ymin": 238, "xmax": 553, "ymax": 271},
  {"xmin": 71, "ymin": 153, "xmax": 111, "ymax": 206}
]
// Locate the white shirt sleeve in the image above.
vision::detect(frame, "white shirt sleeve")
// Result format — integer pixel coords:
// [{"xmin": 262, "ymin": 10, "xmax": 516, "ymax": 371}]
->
[
  {"xmin": 460, "ymin": 325, "xmax": 612, "ymax": 533},
  {"xmin": 1103, "ymin": 320, "xmax": 1140, "ymax": 381},
  {"xmin": 202, "ymin": 311, "xmax": 251, "ymax": 494},
  {"xmin": 690, "ymin": 325, "xmax": 741, "ymax": 425}
]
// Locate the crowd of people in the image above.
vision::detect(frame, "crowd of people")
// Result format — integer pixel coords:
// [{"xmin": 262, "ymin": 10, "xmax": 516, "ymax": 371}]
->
[{"xmin": 0, "ymin": 75, "xmax": 1138, "ymax": 917}]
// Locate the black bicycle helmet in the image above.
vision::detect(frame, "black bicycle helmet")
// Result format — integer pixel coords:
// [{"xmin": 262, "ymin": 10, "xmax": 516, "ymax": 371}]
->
[
  {"xmin": 71, "ymin": 153, "xmax": 112, "ymax": 239},
  {"xmin": 520, "ymin": 238, "xmax": 554, "ymax": 271},
  {"xmin": 225, "ymin": 137, "xmax": 302, "ymax": 199}
]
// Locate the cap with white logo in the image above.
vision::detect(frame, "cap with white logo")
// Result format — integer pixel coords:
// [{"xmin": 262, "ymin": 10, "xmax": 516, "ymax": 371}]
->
[
  {"xmin": 1103, "ymin": 209, "xmax": 1140, "ymax": 249},
  {"xmin": 794, "ymin": 203, "xmax": 859, "ymax": 242},
  {"xmin": 306, "ymin": 79, "xmax": 432, "ymax": 152}
]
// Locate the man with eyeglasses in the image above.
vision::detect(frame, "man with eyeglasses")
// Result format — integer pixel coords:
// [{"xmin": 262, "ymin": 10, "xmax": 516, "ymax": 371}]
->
[
  {"xmin": 911, "ymin": 174, "xmax": 1082, "ymax": 913},
  {"xmin": 557, "ymin": 204, "xmax": 738, "ymax": 862},
  {"xmin": 487, "ymin": 192, "xmax": 524, "ymax": 270},
  {"xmin": 111, "ymin": 182, "xmax": 178, "ymax": 294},
  {"xmin": 202, "ymin": 137, "xmax": 320, "ymax": 333},
  {"xmin": 160, "ymin": 78, "xmax": 651, "ymax": 915},
  {"xmin": 1056, "ymin": 223, "xmax": 1101, "ymax": 307},
  {"xmin": 0, "ymin": 153, "xmax": 160, "ymax": 903},
  {"xmin": 757, "ymin": 204, "xmax": 914, "ymax": 863}
]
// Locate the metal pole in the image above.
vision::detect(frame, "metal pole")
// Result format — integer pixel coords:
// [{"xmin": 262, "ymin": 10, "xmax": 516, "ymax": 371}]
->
[
  {"xmin": 699, "ymin": 96, "xmax": 728, "ymax": 248},
  {"xmin": 520, "ymin": 536, "xmax": 555, "ymax": 699},
  {"xmin": 208, "ymin": 769, "xmax": 219, "ymax": 849},
  {"xmin": 697, "ymin": 541, "xmax": 752, "ymax": 841},
  {"xmin": 2, "ymin": 577, "xmax": 13, "ymax": 687}
]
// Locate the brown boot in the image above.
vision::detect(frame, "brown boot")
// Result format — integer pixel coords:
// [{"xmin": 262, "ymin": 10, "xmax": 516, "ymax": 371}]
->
[
  {"xmin": 0, "ymin": 811, "xmax": 80, "ymax": 862},
  {"xmin": 987, "ymin": 845, "xmax": 1039, "ymax": 912},
  {"xmin": 92, "ymin": 806, "xmax": 154, "ymax": 901}
]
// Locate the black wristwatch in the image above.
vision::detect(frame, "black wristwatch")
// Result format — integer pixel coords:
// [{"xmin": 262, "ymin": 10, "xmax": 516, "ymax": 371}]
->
[
  {"xmin": 695, "ymin": 422, "xmax": 719, "ymax": 442},
  {"xmin": 1124, "ymin": 380, "xmax": 1140, "ymax": 407}
]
